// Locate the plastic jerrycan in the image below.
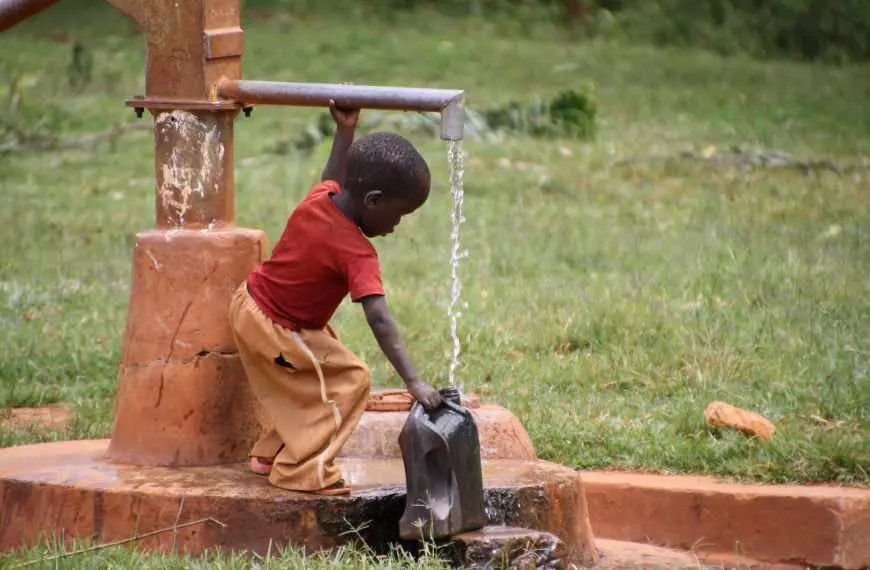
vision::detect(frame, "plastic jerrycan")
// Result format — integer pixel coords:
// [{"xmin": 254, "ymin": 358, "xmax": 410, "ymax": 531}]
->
[{"xmin": 398, "ymin": 387, "xmax": 486, "ymax": 540}]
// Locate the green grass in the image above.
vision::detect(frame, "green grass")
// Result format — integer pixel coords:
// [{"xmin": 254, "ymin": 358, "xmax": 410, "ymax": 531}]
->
[
  {"xmin": 0, "ymin": 538, "xmax": 448, "ymax": 569},
  {"xmin": 2, "ymin": 0, "xmax": 868, "ymax": 493}
]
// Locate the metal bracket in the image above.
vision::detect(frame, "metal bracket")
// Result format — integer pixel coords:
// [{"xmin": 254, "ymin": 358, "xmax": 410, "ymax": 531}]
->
[{"xmin": 204, "ymin": 27, "xmax": 244, "ymax": 60}]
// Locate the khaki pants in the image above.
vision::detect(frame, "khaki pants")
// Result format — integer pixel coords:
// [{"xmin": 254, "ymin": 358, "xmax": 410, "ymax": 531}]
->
[{"xmin": 228, "ymin": 283, "xmax": 371, "ymax": 491}]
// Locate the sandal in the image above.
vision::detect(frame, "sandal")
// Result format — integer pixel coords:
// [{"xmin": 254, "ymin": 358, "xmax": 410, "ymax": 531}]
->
[{"xmin": 309, "ymin": 479, "xmax": 351, "ymax": 496}]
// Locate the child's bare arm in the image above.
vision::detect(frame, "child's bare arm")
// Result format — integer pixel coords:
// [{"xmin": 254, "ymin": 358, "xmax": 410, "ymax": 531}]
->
[
  {"xmin": 361, "ymin": 295, "xmax": 443, "ymax": 409},
  {"xmin": 321, "ymin": 100, "xmax": 359, "ymax": 186}
]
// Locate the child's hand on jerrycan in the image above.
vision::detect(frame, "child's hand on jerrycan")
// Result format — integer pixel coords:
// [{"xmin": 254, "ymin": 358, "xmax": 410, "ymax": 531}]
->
[{"xmin": 407, "ymin": 379, "xmax": 443, "ymax": 409}]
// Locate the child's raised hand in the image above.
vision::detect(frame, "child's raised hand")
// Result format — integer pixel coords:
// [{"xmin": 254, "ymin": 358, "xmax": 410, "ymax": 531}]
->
[{"xmin": 329, "ymin": 99, "xmax": 359, "ymax": 132}]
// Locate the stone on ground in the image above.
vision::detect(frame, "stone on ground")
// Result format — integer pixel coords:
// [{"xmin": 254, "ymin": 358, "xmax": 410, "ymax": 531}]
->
[{"xmin": 704, "ymin": 400, "xmax": 775, "ymax": 440}]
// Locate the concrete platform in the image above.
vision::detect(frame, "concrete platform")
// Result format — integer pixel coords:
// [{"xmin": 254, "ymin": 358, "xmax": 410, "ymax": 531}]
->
[
  {"xmin": 0, "ymin": 440, "xmax": 598, "ymax": 566},
  {"xmin": 583, "ymin": 470, "xmax": 870, "ymax": 569}
]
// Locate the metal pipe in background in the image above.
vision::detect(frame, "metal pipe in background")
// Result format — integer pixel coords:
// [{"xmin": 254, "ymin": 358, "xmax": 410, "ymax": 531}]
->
[
  {"xmin": 0, "ymin": 0, "xmax": 61, "ymax": 32},
  {"xmin": 218, "ymin": 79, "xmax": 466, "ymax": 141}
]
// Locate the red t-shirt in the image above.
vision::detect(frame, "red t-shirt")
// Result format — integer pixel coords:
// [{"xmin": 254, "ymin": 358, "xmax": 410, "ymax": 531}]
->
[{"xmin": 246, "ymin": 180, "xmax": 384, "ymax": 331}]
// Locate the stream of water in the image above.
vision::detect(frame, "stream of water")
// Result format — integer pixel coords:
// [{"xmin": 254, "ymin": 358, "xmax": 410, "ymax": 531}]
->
[{"xmin": 447, "ymin": 140, "xmax": 466, "ymax": 388}]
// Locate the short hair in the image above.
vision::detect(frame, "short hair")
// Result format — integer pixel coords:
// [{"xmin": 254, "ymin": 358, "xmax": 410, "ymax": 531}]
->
[{"xmin": 344, "ymin": 132, "xmax": 430, "ymax": 199}]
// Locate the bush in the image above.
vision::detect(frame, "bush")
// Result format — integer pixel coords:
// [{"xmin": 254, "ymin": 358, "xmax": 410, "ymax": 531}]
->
[
  {"xmin": 588, "ymin": 0, "xmax": 870, "ymax": 62},
  {"xmin": 243, "ymin": 0, "xmax": 870, "ymax": 62},
  {"xmin": 475, "ymin": 87, "xmax": 597, "ymax": 140}
]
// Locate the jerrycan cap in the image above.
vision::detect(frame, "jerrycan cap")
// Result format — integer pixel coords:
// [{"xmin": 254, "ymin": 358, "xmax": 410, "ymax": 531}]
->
[{"xmin": 439, "ymin": 386, "xmax": 462, "ymax": 405}]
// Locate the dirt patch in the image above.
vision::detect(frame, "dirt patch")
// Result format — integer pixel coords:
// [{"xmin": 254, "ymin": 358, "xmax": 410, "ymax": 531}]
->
[{"xmin": 1, "ymin": 405, "xmax": 73, "ymax": 431}]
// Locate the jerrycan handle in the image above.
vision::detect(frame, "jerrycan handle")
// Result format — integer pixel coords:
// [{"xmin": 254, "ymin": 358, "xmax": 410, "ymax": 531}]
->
[
  {"xmin": 438, "ymin": 386, "xmax": 467, "ymax": 415},
  {"xmin": 413, "ymin": 387, "xmax": 465, "ymax": 439}
]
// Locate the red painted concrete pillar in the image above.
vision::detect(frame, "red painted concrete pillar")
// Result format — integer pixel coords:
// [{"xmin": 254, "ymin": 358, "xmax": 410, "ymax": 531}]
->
[
  {"xmin": 107, "ymin": 228, "xmax": 266, "ymax": 466},
  {"xmin": 97, "ymin": 0, "xmax": 267, "ymax": 466}
]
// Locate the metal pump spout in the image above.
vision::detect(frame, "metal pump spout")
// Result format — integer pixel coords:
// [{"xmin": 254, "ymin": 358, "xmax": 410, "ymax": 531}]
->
[
  {"xmin": 440, "ymin": 99, "xmax": 465, "ymax": 141},
  {"xmin": 217, "ymin": 79, "xmax": 465, "ymax": 141}
]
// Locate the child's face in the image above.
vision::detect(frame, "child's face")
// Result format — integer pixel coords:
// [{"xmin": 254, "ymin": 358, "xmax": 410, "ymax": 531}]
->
[{"xmin": 361, "ymin": 190, "xmax": 427, "ymax": 238}]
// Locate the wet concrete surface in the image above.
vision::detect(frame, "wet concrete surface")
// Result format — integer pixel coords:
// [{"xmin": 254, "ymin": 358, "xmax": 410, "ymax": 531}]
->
[
  {"xmin": 0, "ymin": 439, "xmax": 598, "ymax": 566},
  {"xmin": 0, "ymin": 439, "xmax": 565, "ymax": 495}
]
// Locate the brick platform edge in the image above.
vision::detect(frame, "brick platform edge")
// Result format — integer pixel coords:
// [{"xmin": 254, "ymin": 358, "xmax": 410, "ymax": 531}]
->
[
  {"xmin": 593, "ymin": 539, "xmax": 810, "ymax": 570},
  {"xmin": 581, "ymin": 470, "xmax": 870, "ymax": 570}
]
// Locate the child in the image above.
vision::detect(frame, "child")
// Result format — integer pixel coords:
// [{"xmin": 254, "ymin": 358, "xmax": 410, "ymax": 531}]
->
[{"xmin": 228, "ymin": 101, "xmax": 443, "ymax": 496}]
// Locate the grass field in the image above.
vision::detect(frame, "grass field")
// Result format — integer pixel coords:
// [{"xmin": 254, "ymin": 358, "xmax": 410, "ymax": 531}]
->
[
  {"xmin": 2, "ymin": 0, "xmax": 868, "ymax": 487},
  {"xmin": 1, "ymin": 538, "xmax": 450, "ymax": 569}
]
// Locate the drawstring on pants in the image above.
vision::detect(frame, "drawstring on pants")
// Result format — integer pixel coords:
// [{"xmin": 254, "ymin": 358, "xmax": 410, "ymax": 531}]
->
[{"xmin": 289, "ymin": 331, "xmax": 343, "ymax": 488}]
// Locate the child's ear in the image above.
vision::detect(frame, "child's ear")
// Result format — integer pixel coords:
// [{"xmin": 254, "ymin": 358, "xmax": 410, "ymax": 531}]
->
[{"xmin": 363, "ymin": 190, "xmax": 383, "ymax": 209}]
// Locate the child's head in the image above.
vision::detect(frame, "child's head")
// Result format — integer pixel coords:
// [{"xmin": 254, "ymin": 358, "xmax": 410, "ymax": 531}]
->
[{"xmin": 344, "ymin": 132, "xmax": 430, "ymax": 237}]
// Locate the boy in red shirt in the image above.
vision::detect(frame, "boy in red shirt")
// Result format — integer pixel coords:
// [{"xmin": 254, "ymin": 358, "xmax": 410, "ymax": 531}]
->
[{"xmin": 229, "ymin": 102, "xmax": 442, "ymax": 496}]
